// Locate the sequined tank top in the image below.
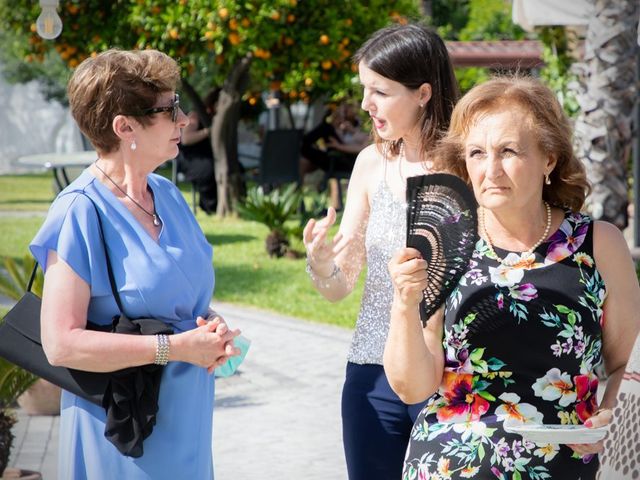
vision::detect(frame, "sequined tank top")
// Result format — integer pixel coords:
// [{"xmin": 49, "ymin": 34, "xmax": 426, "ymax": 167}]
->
[{"xmin": 347, "ymin": 177, "xmax": 407, "ymax": 364}]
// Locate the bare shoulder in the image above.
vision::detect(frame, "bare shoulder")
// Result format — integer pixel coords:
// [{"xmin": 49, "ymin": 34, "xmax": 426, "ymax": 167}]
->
[
  {"xmin": 349, "ymin": 143, "xmax": 384, "ymax": 194},
  {"xmin": 593, "ymin": 220, "xmax": 634, "ymax": 273},
  {"xmin": 356, "ymin": 143, "xmax": 382, "ymax": 164}
]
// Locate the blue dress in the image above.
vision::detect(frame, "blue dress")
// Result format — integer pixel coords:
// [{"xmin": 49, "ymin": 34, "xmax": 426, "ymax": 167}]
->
[{"xmin": 30, "ymin": 169, "xmax": 216, "ymax": 480}]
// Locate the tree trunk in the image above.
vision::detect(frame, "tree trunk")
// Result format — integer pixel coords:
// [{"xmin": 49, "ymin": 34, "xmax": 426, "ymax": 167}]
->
[
  {"xmin": 211, "ymin": 55, "xmax": 252, "ymax": 216},
  {"xmin": 572, "ymin": 0, "xmax": 639, "ymax": 228}
]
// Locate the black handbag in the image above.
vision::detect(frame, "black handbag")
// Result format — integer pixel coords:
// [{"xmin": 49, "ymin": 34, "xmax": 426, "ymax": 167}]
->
[{"xmin": 0, "ymin": 265, "xmax": 108, "ymax": 406}]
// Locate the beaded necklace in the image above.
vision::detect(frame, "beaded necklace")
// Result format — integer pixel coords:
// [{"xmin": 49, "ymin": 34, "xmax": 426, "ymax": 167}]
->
[{"xmin": 480, "ymin": 202, "xmax": 551, "ymax": 267}]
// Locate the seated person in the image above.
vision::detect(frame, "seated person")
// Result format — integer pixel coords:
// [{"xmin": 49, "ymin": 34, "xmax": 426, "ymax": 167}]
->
[
  {"xmin": 179, "ymin": 88, "xmax": 220, "ymax": 214},
  {"xmin": 299, "ymin": 101, "xmax": 370, "ymax": 181}
]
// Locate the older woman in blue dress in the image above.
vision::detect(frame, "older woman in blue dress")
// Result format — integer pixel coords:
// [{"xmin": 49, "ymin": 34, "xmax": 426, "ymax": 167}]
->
[{"xmin": 30, "ymin": 49, "xmax": 239, "ymax": 479}]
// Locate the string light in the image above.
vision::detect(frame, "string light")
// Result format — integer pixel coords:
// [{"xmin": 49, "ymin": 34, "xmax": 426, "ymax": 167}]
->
[{"xmin": 36, "ymin": 0, "xmax": 63, "ymax": 40}]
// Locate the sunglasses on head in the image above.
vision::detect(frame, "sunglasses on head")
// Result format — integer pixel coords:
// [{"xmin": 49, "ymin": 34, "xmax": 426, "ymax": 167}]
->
[{"xmin": 128, "ymin": 94, "xmax": 180, "ymax": 122}]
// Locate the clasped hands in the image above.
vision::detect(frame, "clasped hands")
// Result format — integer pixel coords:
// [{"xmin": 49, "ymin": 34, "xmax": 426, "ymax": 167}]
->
[{"xmin": 177, "ymin": 311, "xmax": 241, "ymax": 374}]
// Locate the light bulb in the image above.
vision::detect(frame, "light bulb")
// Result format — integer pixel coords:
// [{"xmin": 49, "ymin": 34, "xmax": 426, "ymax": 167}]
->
[{"xmin": 36, "ymin": 0, "xmax": 62, "ymax": 40}]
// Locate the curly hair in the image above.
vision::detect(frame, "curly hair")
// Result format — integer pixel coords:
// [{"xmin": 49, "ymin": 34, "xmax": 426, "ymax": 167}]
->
[
  {"xmin": 67, "ymin": 49, "xmax": 181, "ymax": 154},
  {"xmin": 434, "ymin": 75, "xmax": 590, "ymax": 212}
]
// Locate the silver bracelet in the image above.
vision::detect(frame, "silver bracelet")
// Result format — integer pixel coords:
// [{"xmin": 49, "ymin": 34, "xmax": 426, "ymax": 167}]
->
[
  {"xmin": 305, "ymin": 259, "xmax": 341, "ymax": 288},
  {"xmin": 154, "ymin": 334, "xmax": 170, "ymax": 365}
]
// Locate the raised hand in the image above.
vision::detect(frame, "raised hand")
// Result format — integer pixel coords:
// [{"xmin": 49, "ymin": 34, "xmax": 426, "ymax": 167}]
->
[{"xmin": 303, "ymin": 207, "xmax": 347, "ymax": 275}]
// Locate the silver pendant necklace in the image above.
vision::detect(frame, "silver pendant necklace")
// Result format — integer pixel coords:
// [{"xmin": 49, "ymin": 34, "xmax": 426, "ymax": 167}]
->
[{"xmin": 94, "ymin": 161, "xmax": 161, "ymax": 227}]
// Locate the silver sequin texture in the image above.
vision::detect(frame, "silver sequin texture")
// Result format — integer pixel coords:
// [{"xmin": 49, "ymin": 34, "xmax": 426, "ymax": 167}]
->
[{"xmin": 347, "ymin": 181, "xmax": 407, "ymax": 365}]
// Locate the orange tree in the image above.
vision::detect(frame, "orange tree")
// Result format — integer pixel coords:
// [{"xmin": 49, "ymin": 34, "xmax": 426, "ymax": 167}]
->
[{"xmin": 0, "ymin": 0, "xmax": 419, "ymax": 214}]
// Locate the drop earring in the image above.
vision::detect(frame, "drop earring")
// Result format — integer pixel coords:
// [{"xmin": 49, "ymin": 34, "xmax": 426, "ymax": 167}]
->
[
  {"xmin": 130, "ymin": 140, "xmax": 137, "ymax": 151},
  {"xmin": 544, "ymin": 173, "xmax": 551, "ymax": 185},
  {"xmin": 419, "ymin": 103, "xmax": 424, "ymax": 108}
]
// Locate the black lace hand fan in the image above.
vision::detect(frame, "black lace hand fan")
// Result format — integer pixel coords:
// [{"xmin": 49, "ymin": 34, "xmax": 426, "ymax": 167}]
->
[{"xmin": 406, "ymin": 173, "xmax": 478, "ymax": 326}]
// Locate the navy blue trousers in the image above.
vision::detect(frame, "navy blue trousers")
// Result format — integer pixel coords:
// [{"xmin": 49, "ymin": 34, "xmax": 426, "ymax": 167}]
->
[{"xmin": 341, "ymin": 362, "xmax": 426, "ymax": 480}]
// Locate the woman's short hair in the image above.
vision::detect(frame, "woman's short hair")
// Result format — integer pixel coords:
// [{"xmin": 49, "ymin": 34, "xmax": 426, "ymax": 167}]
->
[
  {"xmin": 67, "ymin": 49, "xmax": 181, "ymax": 154},
  {"xmin": 353, "ymin": 23, "xmax": 459, "ymax": 158},
  {"xmin": 435, "ymin": 76, "xmax": 590, "ymax": 211}
]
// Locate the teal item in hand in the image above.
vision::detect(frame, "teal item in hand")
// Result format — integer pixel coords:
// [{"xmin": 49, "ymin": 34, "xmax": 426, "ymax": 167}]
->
[{"xmin": 215, "ymin": 335, "xmax": 251, "ymax": 378}]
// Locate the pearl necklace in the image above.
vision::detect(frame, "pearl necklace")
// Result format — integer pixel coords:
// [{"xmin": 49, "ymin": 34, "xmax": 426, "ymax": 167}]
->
[
  {"xmin": 95, "ymin": 161, "xmax": 161, "ymax": 227},
  {"xmin": 480, "ymin": 202, "xmax": 551, "ymax": 267}
]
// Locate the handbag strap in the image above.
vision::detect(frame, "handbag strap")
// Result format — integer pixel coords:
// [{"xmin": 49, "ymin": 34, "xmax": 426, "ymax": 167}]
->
[
  {"xmin": 82, "ymin": 194, "xmax": 126, "ymax": 315},
  {"xmin": 26, "ymin": 193, "xmax": 126, "ymax": 315}
]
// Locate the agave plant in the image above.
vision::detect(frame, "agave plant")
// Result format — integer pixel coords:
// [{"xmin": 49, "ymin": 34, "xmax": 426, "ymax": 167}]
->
[
  {"xmin": 0, "ymin": 255, "xmax": 43, "ymax": 301},
  {"xmin": 238, "ymin": 183, "xmax": 303, "ymax": 258},
  {"xmin": 0, "ymin": 255, "xmax": 41, "ymax": 475}
]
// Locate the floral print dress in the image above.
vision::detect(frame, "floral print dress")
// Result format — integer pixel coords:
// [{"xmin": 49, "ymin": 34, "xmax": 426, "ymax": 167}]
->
[{"xmin": 403, "ymin": 211, "xmax": 605, "ymax": 480}]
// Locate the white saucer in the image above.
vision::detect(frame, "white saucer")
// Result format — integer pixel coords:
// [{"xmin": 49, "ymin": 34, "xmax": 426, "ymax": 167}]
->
[{"xmin": 503, "ymin": 423, "xmax": 608, "ymax": 444}]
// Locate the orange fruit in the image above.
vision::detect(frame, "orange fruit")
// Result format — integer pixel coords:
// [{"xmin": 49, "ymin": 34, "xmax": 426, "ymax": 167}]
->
[
  {"xmin": 228, "ymin": 32, "xmax": 240, "ymax": 45},
  {"xmin": 284, "ymin": 37, "xmax": 294, "ymax": 46},
  {"xmin": 270, "ymin": 11, "xmax": 281, "ymax": 21},
  {"xmin": 204, "ymin": 30, "xmax": 215, "ymax": 40},
  {"xmin": 321, "ymin": 60, "xmax": 332, "ymax": 70},
  {"xmin": 241, "ymin": 18, "xmax": 250, "ymax": 28},
  {"xmin": 215, "ymin": 54, "xmax": 225, "ymax": 65},
  {"xmin": 218, "ymin": 8, "xmax": 229, "ymax": 20},
  {"xmin": 67, "ymin": 4, "xmax": 79, "ymax": 14},
  {"xmin": 229, "ymin": 18, "xmax": 238, "ymax": 30},
  {"xmin": 304, "ymin": 77, "xmax": 313, "ymax": 87},
  {"xmin": 287, "ymin": 14, "xmax": 295, "ymax": 23},
  {"xmin": 168, "ymin": 28, "xmax": 179, "ymax": 40},
  {"xmin": 319, "ymin": 34, "xmax": 330, "ymax": 45},
  {"xmin": 68, "ymin": 58, "xmax": 79, "ymax": 68},
  {"xmin": 345, "ymin": 18, "xmax": 352, "ymax": 26},
  {"xmin": 248, "ymin": 97, "xmax": 257, "ymax": 106},
  {"xmin": 289, "ymin": 0, "xmax": 297, "ymax": 6}
]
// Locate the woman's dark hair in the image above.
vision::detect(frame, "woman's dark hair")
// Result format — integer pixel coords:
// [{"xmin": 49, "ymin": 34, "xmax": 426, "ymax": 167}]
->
[{"xmin": 353, "ymin": 23, "xmax": 459, "ymax": 157}]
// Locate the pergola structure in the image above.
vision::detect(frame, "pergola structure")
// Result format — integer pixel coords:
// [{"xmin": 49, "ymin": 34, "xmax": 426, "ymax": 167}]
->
[{"xmin": 447, "ymin": 40, "xmax": 544, "ymax": 69}]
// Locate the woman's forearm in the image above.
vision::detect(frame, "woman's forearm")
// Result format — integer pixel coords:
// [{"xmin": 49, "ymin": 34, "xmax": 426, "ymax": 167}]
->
[
  {"xmin": 384, "ymin": 301, "xmax": 442, "ymax": 404},
  {"xmin": 599, "ymin": 364, "xmax": 626, "ymax": 409}
]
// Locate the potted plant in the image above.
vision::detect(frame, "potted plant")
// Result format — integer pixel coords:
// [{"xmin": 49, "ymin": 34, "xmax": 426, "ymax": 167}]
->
[
  {"xmin": 0, "ymin": 256, "xmax": 61, "ymax": 416},
  {"xmin": 238, "ymin": 183, "xmax": 304, "ymax": 258}
]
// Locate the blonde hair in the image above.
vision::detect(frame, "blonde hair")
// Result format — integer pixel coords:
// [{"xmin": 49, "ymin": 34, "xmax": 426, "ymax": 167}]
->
[
  {"xmin": 434, "ymin": 76, "xmax": 590, "ymax": 211},
  {"xmin": 67, "ymin": 49, "xmax": 180, "ymax": 154}
]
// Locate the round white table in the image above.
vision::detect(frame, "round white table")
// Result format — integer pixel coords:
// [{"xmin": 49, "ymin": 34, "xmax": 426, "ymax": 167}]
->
[{"xmin": 17, "ymin": 151, "xmax": 97, "ymax": 190}]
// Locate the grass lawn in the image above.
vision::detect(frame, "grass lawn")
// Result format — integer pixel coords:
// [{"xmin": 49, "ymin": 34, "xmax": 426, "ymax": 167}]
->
[{"xmin": 0, "ymin": 172, "xmax": 363, "ymax": 329}]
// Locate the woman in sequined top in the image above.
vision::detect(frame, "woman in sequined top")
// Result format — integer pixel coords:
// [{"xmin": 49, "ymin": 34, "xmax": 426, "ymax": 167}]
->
[
  {"xmin": 303, "ymin": 23, "xmax": 459, "ymax": 480},
  {"xmin": 385, "ymin": 76, "xmax": 640, "ymax": 479}
]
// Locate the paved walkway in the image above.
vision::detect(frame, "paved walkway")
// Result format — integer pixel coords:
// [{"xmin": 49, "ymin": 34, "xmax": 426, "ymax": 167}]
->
[{"xmin": 7, "ymin": 302, "xmax": 352, "ymax": 479}]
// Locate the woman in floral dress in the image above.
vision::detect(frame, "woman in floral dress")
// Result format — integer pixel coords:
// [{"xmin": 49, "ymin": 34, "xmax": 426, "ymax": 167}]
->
[{"xmin": 384, "ymin": 77, "xmax": 640, "ymax": 479}]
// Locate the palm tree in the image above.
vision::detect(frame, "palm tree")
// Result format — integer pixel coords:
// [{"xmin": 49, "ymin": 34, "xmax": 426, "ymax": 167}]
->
[{"xmin": 572, "ymin": 0, "xmax": 640, "ymax": 228}]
